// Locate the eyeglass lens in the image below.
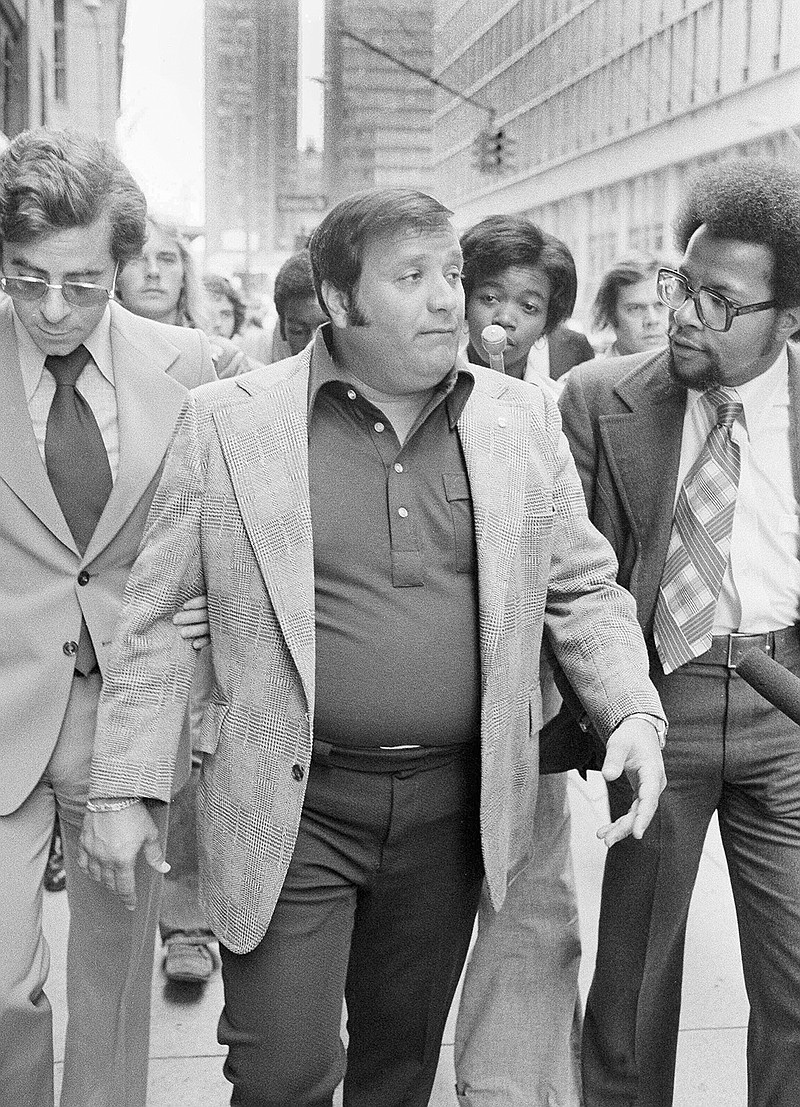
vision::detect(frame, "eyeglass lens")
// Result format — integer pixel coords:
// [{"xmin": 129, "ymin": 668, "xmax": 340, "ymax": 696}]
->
[
  {"xmin": 658, "ymin": 272, "xmax": 728, "ymax": 330},
  {"xmin": 2, "ymin": 276, "xmax": 109, "ymax": 307}
]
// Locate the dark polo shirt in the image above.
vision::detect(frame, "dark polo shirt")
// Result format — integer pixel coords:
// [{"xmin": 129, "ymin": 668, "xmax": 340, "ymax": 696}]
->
[{"xmin": 308, "ymin": 328, "xmax": 481, "ymax": 749}]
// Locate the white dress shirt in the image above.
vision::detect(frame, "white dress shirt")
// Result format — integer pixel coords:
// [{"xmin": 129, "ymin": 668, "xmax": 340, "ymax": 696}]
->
[
  {"xmin": 676, "ymin": 347, "xmax": 800, "ymax": 633},
  {"xmin": 15, "ymin": 306, "xmax": 119, "ymax": 482}
]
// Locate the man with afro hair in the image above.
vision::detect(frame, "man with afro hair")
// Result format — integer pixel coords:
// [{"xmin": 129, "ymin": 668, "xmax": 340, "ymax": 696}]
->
[{"xmin": 558, "ymin": 158, "xmax": 800, "ymax": 1106}]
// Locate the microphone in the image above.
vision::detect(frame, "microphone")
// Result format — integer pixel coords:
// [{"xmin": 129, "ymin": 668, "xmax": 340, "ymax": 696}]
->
[
  {"xmin": 735, "ymin": 648, "xmax": 800, "ymax": 726},
  {"xmin": 481, "ymin": 324, "xmax": 507, "ymax": 374}
]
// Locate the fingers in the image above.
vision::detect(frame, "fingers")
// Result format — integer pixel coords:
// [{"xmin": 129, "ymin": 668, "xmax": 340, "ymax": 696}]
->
[
  {"xmin": 144, "ymin": 838, "xmax": 171, "ymax": 875},
  {"xmin": 597, "ymin": 801, "xmax": 638, "ymax": 847}
]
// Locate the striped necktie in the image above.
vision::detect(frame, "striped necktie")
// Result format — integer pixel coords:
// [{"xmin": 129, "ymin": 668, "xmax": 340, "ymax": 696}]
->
[{"xmin": 654, "ymin": 387, "xmax": 743, "ymax": 675}]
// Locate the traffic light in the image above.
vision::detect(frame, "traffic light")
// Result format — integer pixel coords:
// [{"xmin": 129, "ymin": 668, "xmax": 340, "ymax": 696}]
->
[{"xmin": 471, "ymin": 126, "xmax": 516, "ymax": 175}]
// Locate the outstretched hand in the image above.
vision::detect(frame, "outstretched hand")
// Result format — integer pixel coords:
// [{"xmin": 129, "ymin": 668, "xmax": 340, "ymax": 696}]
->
[{"xmin": 596, "ymin": 716, "xmax": 666, "ymax": 847}]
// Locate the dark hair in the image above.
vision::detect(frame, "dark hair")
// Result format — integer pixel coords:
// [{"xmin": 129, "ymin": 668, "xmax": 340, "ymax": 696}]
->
[
  {"xmin": 204, "ymin": 272, "xmax": 246, "ymax": 335},
  {"xmin": 460, "ymin": 214, "xmax": 577, "ymax": 335},
  {"xmin": 674, "ymin": 158, "xmax": 800, "ymax": 310},
  {"xmin": 591, "ymin": 255, "xmax": 661, "ymax": 331},
  {"xmin": 309, "ymin": 188, "xmax": 454, "ymax": 312},
  {"xmin": 273, "ymin": 250, "xmax": 317, "ymax": 320},
  {"xmin": 0, "ymin": 127, "xmax": 147, "ymax": 265}
]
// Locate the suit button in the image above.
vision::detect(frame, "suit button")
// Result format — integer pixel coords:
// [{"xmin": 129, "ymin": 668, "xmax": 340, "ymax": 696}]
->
[
  {"xmin": 63, "ymin": 641, "xmax": 79, "ymax": 656},
  {"xmin": 291, "ymin": 763, "xmax": 305, "ymax": 782},
  {"xmin": 77, "ymin": 571, "xmax": 90, "ymax": 586}
]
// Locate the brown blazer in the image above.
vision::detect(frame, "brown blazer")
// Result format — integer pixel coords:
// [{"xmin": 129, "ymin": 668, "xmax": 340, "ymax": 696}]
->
[
  {"xmin": 0, "ymin": 298, "xmax": 215, "ymax": 814},
  {"xmin": 91, "ymin": 343, "xmax": 663, "ymax": 954}
]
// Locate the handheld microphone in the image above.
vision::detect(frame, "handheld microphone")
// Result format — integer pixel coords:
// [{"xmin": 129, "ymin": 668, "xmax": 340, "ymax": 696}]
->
[
  {"xmin": 481, "ymin": 324, "xmax": 507, "ymax": 374},
  {"xmin": 735, "ymin": 648, "xmax": 800, "ymax": 726}
]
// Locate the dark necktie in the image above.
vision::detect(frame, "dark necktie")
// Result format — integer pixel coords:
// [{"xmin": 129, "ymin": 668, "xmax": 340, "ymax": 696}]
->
[
  {"xmin": 654, "ymin": 387, "xmax": 743, "ymax": 674},
  {"xmin": 44, "ymin": 345, "xmax": 113, "ymax": 674}
]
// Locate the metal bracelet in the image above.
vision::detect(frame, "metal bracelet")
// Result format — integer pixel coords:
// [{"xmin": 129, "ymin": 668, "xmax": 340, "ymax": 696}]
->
[{"xmin": 85, "ymin": 796, "xmax": 143, "ymax": 813}]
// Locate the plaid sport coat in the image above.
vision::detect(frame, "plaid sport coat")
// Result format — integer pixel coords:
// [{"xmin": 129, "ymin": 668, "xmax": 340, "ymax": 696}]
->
[{"xmin": 91, "ymin": 343, "xmax": 662, "ymax": 954}]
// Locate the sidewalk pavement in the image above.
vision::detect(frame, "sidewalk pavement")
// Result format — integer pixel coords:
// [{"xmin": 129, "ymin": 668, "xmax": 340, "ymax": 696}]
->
[{"xmin": 47, "ymin": 771, "xmax": 748, "ymax": 1106}]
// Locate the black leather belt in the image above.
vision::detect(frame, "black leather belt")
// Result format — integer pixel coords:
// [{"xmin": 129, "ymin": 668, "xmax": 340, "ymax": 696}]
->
[
  {"xmin": 312, "ymin": 739, "xmax": 474, "ymax": 773},
  {"xmin": 694, "ymin": 625, "xmax": 800, "ymax": 668}
]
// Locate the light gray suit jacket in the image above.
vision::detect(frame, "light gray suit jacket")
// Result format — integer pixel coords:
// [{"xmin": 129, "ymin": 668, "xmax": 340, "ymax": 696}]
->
[
  {"xmin": 91, "ymin": 345, "xmax": 663, "ymax": 953},
  {"xmin": 0, "ymin": 298, "xmax": 215, "ymax": 815}
]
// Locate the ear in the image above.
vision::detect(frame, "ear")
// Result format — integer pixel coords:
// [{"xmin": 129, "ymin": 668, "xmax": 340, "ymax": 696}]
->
[
  {"xmin": 778, "ymin": 303, "xmax": 800, "ymax": 341},
  {"xmin": 321, "ymin": 280, "xmax": 349, "ymax": 330}
]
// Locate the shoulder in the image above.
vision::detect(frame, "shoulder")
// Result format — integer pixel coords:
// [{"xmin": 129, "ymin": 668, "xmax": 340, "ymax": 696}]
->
[
  {"xmin": 188, "ymin": 348, "xmax": 307, "ymax": 413},
  {"xmin": 564, "ymin": 347, "xmax": 668, "ymax": 407}
]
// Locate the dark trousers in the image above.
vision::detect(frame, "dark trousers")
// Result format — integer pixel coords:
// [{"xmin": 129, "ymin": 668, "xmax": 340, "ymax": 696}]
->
[
  {"xmin": 583, "ymin": 634, "xmax": 800, "ymax": 1107},
  {"xmin": 218, "ymin": 746, "xmax": 484, "ymax": 1107}
]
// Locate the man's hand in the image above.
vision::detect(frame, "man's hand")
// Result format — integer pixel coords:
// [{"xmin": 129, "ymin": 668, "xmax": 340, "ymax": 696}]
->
[
  {"xmin": 597, "ymin": 716, "xmax": 667, "ymax": 847},
  {"xmin": 78, "ymin": 803, "xmax": 169, "ymax": 911},
  {"xmin": 173, "ymin": 594, "xmax": 210, "ymax": 650}
]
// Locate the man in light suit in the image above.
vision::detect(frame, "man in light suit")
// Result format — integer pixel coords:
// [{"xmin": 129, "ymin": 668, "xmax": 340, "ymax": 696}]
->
[
  {"xmin": 557, "ymin": 159, "xmax": 800, "ymax": 1106},
  {"xmin": 0, "ymin": 128, "xmax": 215, "ymax": 1107},
  {"xmin": 82, "ymin": 188, "xmax": 666, "ymax": 1107}
]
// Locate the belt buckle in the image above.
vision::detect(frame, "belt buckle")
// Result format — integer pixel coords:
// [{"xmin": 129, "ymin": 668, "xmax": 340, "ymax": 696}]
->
[{"xmin": 726, "ymin": 633, "xmax": 772, "ymax": 668}]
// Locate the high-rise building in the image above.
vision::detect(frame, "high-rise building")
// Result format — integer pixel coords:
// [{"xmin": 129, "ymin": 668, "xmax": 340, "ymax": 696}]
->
[
  {"xmin": 45, "ymin": 0, "xmax": 127, "ymax": 143},
  {"xmin": 205, "ymin": 0, "xmax": 299, "ymax": 289},
  {"xmin": 433, "ymin": 0, "xmax": 800, "ymax": 319},
  {"xmin": 324, "ymin": 0, "xmax": 435, "ymax": 205}
]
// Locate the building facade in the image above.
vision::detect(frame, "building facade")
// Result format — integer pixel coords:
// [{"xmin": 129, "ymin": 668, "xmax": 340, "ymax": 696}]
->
[
  {"xmin": 48, "ymin": 0, "xmax": 126, "ymax": 143},
  {"xmin": 433, "ymin": 0, "xmax": 800, "ymax": 320},
  {"xmin": 205, "ymin": 0, "xmax": 299, "ymax": 289},
  {"xmin": 324, "ymin": 0, "xmax": 435, "ymax": 205}
]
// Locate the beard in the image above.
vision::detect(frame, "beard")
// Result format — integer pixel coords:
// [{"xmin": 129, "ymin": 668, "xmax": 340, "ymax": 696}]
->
[{"xmin": 668, "ymin": 325, "xmax": 784, "ymax": 391}]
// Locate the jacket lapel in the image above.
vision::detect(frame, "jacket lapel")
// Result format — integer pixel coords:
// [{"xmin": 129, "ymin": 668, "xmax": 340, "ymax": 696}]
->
[
  {"xmin": 213, "ymin": 356, "xmax": 316, "ymax": 707},
  {"xmin": 83, "ymin": 305, "xmax": 189, "ymax": 564},
  {"xmin": 599, "ymin": 350, "xmax": 685, "ymax": 606},
  {"xmin": 458, "ymin": 372, "xmax": 529, "ymax": 684},
  {"xmin": 0, "ymin": 301, "xmax": 78, "ymax": 552}
]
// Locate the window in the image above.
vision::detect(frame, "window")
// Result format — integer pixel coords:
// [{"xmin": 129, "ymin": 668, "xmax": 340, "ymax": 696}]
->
[{"xmin": 54, "ymin": 0, "xmax": 66, "ymax": 102}]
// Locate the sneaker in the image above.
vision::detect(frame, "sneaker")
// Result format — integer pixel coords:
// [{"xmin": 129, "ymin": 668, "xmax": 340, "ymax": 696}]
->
[{"xmin": 163, "ymin": 937, "xmax": 214, "ymax": 983}]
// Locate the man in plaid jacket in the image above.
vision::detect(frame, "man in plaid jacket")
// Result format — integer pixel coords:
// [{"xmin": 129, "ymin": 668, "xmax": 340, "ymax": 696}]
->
[{"xmin": 81, "ymin": 188, "xmax": 666, "ymax": 1107}]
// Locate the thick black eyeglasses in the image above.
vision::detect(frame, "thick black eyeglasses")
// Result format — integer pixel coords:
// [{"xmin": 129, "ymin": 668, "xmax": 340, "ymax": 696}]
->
[
  {"xmin": 656, "ymin": 268, "xmax": 777, "ymax": 333},
  {"xmin": 0, "ymin": 263, "xmax": 118, "ymax": 308}
]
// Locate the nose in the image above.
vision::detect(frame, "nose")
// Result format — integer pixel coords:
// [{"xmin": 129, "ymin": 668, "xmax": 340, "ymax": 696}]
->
[
  {"xmin": 429, "ymin": 273, "xmax": 460, "ymax": 314},
  {"xmin": 492, "ymin": 302, "xmax": 517, "ymax": 332},
  {"xmin": 40, "ymin": 285, "xmax": 70, "ymax": 324},
  {"xmin": 144, "ymin": 253, "xmax": 160, "ymax": 278},
  {"xmin": 645, "ymin": 303, "xmax": 665, "ymax": 326},
  {"xmin": 673, "ymin": 294, "xmax": 701, "ymax": 330}
]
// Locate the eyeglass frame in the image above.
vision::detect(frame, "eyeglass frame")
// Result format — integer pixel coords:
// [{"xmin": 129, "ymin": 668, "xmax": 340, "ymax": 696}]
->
[
  {"xmin": 0, "ymin": 261, "xmax": 119, "ymax": 307},
  {"xmin": 656, "ymin": 267, "xmax": 778, "ymax": 333}
]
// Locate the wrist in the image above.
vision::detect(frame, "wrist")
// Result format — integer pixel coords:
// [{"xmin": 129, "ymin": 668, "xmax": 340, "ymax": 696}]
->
[{"xmin": 85, "ymin": 796, "xmax": 143, "ymax": 814}]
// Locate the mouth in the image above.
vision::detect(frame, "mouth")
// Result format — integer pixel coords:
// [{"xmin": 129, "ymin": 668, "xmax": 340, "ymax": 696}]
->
[{"xmin": 669, "ymin": 332, "xmax": 704, "ymax": 352}]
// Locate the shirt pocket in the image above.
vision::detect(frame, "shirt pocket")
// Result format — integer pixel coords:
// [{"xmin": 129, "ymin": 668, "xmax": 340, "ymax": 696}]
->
[{"xmin": 443, "ymin": 471, "xmax": 476, "ymax": 574}]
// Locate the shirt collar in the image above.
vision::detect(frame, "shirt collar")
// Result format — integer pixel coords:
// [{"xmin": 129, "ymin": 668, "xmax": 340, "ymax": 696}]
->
[
  {"xmin": 307, "ymin": 322, "xmax": 474, "ymax": 429},
  {"xmin": 13, "ymin": 305, "xmax": 115, "ymax": 401},
  {"xmin": 685, "ymin": 345, "xmax": 789, "ymax": 436}
]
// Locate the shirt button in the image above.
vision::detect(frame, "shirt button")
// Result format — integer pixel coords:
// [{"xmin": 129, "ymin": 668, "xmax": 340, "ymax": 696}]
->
[
  {"xmin": 77, "ymin": 571, "xmax": 90, "ymax": 586},
  {"xmin": 394, "ymin": 463, "xmax": 403, "ymax": 473},
  {"xmin": 398, "ymin": 507, "xmax": 409, "ymax": 518},
  {"xmin": 63, "ymin": 641, "xmax": 79, "ymax": 656},
  {"xmin": 291, "ymin": 763, "xmax": 305, "ymax": 782},
  {"xmin": 347, "ymin": 389, "xmax": 357, "ymax": 400},
  {"xmin": 498, "ymin": 416, "xmax": 507, "ymax": 427},
  {"xmin": 374, "ymin": 421, "xmax": 385, "ymax": 432}
]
